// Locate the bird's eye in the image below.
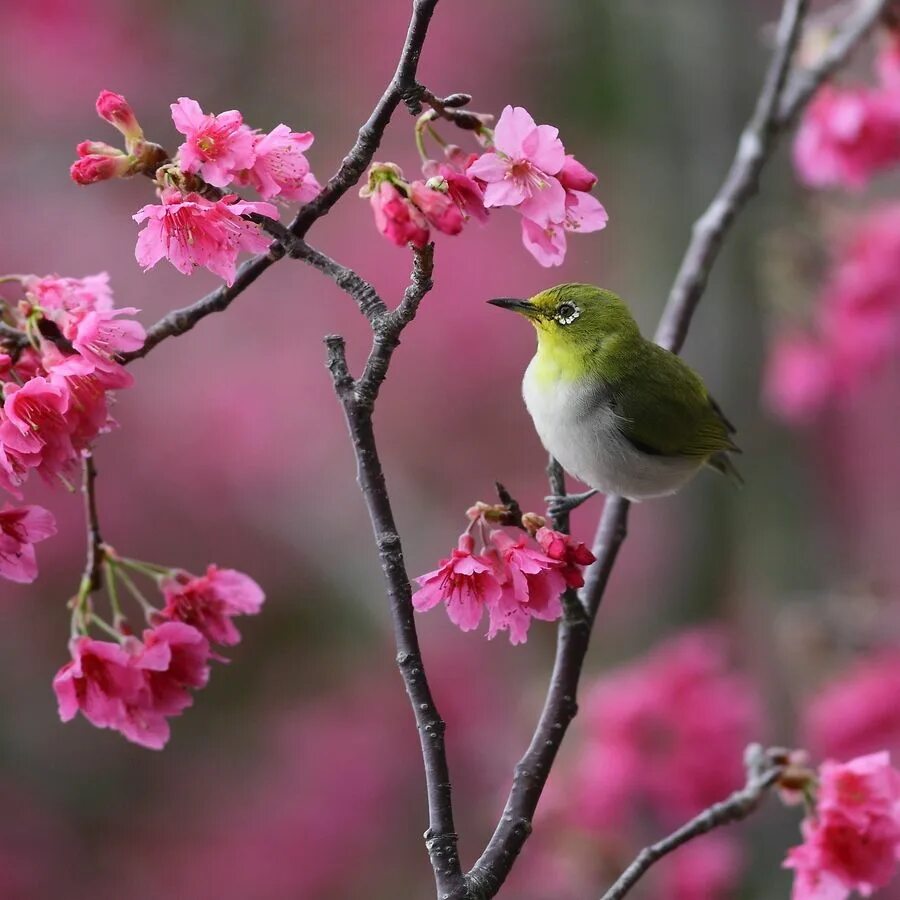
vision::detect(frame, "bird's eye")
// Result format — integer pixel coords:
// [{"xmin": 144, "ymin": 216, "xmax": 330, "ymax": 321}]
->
[{"xmin": 555, "ymin": 302, "xmax": 580, "ymax": 326}]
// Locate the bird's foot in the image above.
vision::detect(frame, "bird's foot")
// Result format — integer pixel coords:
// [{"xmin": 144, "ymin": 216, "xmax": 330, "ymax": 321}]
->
[{"xmin": 545, "ymin": 489, "xmax": 599, "ymax": 519}]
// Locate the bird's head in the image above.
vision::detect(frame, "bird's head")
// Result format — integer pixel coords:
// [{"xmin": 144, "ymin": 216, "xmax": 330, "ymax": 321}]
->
[{"xmin": 488, "ymin": 284, "xmax": 638, "ymax": 358}]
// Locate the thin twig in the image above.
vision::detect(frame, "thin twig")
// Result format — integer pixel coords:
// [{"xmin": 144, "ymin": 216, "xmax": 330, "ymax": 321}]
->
[
  {"xmin": 599, "ymin": 746, "xmax": 785, "ymax": 900},
  {"xmin": 81, "ymin": 452, "xmax": 105, "ymax": 594}
]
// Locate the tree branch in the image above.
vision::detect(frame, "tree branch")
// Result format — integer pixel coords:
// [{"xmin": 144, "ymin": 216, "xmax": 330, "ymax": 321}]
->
[
  {"xmin": 80, "ymin": 452, "xmax": 105, "ymax": 594},
  {"xmin": 599, "ymin": 746, "xmax": 786, "ymax": 900},
  {"xmin": 324, "ymin": 245, "xmax": 462, "ymax": 898}
]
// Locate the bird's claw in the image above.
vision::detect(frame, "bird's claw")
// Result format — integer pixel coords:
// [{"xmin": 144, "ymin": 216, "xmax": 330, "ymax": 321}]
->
[{"xmin": 545, "ymin": 489, "xmax": 599, "ymax": 519}]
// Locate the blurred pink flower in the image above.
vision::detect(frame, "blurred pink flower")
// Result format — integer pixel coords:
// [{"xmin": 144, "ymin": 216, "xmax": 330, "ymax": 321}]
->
[
  {"xmin": 239, "ymin": 124, "xmax": 318, "ymax": 201},
  {"xmin": 369, "ymin": 180, "xmax": 430, "ymax": 248},
  {"xmin": 133, "ymin": 190, "xmax": 277, "ymax": 284},
  {"xmin": 412, "ymin": 532, "xmax": 503, "ymax": 632},
  {"xmin": 159, "ymin": 564, "xmax": 265, "ymax": 647},
  {"xmin": 467, "ymin": 105, "xmax": 566, "ymax": 226},
  {"xmin": 658, "ymin": 834, "xmax": 743, "ymax": 900},
  {"xmin": 0, "ymin": 503, "xmax": 56, "ymax": 583},
  {"xmin": 535, "ymin": 526, "xmax": 595, "ymax": 589},
  {"xmin": 171, "ymin": 97, "xmax": 256, "ymax": 188},
  {"xmin": 486, "ymin": 530, "xmax": 566, "ymax": 644},
  {"xmin": 95, "ymin": 89, "xmax": 143, "ymax": 145},
  {"xmin": 765, "ymin": 204, "xmax": 900, "ymax": 422},
  {"xmin": 785, "ymin": 752, "xmax": 900, "ymax": 900},
  {"xmin": 409, "ymin": 180, "xmax": 465, "ymax": 235},
  {"xmin": 793, "ymin": 85, "xmax": 900, "ymax": 189},
  {"xmin": 804, "ymin": 654, "xmax": 900, "ymax": 761},
  {"xmin": 570, "ymin": 629, "xmax": 762, "ymax": 829},
  {"xmin": 26, "ymin": 272, "xmax": 115, "ymax": 314},
  {"xmin": 763, "ymin": 333, "xmax": 834, "ymax": 424}
]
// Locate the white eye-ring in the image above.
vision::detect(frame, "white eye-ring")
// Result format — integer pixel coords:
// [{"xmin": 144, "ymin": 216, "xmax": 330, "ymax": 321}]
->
[{"xmin": 555, "ymin": 302, "xmax": 581, "ymax": 325}]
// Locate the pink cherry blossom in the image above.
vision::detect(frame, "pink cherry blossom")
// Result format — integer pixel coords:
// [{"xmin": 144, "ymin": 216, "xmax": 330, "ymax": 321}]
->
[
  {"xmin": 793, "ymin": 85, "xmax": 900, "ymax": 189},
  {"xmin": 535, "ymin": 527, "xmax": 595, "ymax": 589},
  {"xmin": 133, "ymin": 190, "xmax": 277, "ymax": 285},
  {"xmin": 369, "ymin": 181, "xmax": 430, "ymax": 249},
  {"xmin": 0, "ymin": 377, "xmax": 76, "ymax": 481},
  {"xmin": 53, "ymin": 637, "xmax": 156, "ymax": 745},
  {"xmin": 171, "ymin": 97, "xmax": 257, "ymax": 188},
  {"xmin": 486, "ymin": 530, "xmax": 566, "ymax": 644},
  {"xmin": 25, "ymin": 272, "xmax": 115, "ymax": 315},
  {"xmin": 412, "ymin": 533, "xmax": 503, "ymax": 632},
  {"xmin": 95, "ymin": 90, "xmax": 143, "ymax": 144},
  {"xmin": 65, "ymin": 308, "xmax": 146, "ymax": 373},
  {"xmin": 128, "ymin": 622, "xmax": 211, "ymax": 718},
  {"xmin": 520, "ymin": 188, "xmax": 608, "ymax": 266},
  {"xmin": 239, "ymin": 124, "xmax": 318, "ymax": 201},
  {"xmin": 409, "ymin": 180, "xmax": 464, "ymax": 235},
  {"xmin": 69, "ymin": 153, "xmax": 131, "ymax": 185},
  {"xmin": 467, "ymin": 105, "xmax": 567, "ymax": 226},
  {"xmin": 159, "ymin": 564, "xmax": 265, "ymax": 646},
  {"xmin": 0, "ymin": 503, "xmax": 56, "ymax": 583},
  {"xmin": 785, "ymin": 753, "xmax": 900, "ymax": 900}
]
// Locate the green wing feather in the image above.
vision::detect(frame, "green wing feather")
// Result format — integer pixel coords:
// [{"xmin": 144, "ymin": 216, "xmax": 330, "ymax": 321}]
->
[{"xmin": 612, "ymin": 343, "xmax": 738, "ymax": 460}]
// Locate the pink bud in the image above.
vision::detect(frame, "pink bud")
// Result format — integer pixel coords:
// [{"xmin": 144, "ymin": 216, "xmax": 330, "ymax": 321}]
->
[
  {"xmin": 95, "ymin": 90, "xmax": 143, "ymax": 144},
  {"xmin": 70, "ymin": 154, "xmax": 131, "ymax": 185},
  {"xmin": 557, "ymin": 154, "xmax": 598, "ymax": 192},
  {"xmin": 76, "ymin": 140, "xmax": 122, "ymax": 158},
  {"xmin": 410, "ymin": 180, "xmax": 464, "ymax": 235}
]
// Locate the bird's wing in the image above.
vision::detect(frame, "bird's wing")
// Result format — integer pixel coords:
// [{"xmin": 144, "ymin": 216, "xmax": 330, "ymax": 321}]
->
[{"xmin": 612, "ymin": 346, "xmax": 738, "ymax": 459}]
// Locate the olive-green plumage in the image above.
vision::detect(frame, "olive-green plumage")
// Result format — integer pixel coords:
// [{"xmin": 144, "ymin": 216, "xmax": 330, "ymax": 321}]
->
[{"xmin": 489, "ymin": 284, "xmax": 740, "ymax": 501}]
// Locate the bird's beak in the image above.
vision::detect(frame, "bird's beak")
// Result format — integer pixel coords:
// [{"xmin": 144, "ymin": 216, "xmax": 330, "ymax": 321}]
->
[{"xmin": 488, "ymin": 297, "xmax": 537, "ymax": 317}]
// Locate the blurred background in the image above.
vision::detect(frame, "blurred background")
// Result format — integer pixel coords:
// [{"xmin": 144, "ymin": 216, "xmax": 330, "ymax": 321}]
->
[{"xmin": 2, "ymin": 1, "xmax": 899, "ymax": 897}]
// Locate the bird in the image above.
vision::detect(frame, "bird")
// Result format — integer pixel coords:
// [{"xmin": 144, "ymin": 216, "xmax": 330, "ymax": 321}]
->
[{"xmin": 488, "ymin": 283, "xmax": 740, "ymax": 513}]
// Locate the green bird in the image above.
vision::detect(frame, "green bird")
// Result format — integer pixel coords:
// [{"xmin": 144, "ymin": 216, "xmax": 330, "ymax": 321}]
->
[{"xmin": 489, "ymin": 284, "xmax": 740, "ymax": 511}]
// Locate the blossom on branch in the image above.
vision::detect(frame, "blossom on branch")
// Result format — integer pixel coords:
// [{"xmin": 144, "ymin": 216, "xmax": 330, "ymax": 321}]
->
[
  {"xmin": 133, "ymin": 189, "xmax": 277, "ymax": 284},
  {"xmin": 785, "ymin": 752, "xmax": 900, "ymax": 900},
  {"xmin": 171, "ymin": 97, "xmax": 256, "ymax": 188},
  {"xmin": 238, "ymin": 123, "xmax": 319, "ymax": 201}
]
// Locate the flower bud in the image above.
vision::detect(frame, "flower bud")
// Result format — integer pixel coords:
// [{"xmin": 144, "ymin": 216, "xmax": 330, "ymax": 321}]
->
[
  {"xmin": 76, "ymin": 140, "xmax": 123, "ymax": 158},
  {"xmin": 558, "ymin": 155, "xmax": 598, "ymax": 192},
  {"xmin": 70, "ymin": 153, "xmax": 132, "ymax": 185},
  {"xmin": 95, "ymin": 90, "xmax": 144, "ymax": 147}
]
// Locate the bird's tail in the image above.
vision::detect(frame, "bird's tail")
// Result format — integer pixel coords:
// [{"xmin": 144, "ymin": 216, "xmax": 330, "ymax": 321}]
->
[{"xmin": 706, "ymin": 450, "xmax": 744, "ymax": 487}]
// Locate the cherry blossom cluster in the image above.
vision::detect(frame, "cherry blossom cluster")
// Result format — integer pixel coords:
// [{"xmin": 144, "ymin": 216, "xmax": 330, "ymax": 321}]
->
[
  {"xmin": 363, "ymin": 104, "xmax": 608, "ymax": 267},
  {"xmin": 794, "ymin": 35, "xmax": 900, "ymax": 189},
  {"xmin": 412, "ymin": 503, "xmax": 594, "ymax": 644},
  {"xmin": 56, "ymin": 558, "xmax": 264, "ymax": 749},
  {"xmin": 71, "ymin": 91, "xmax": 319, "ymax": 285},
  {"xmin": 768, "ymin": 30, "xmax": 900, "ymax": 423},
  {"xmin": 765, "ymin": 204, "xmax": 900, "ymax": 422},
  {"xmin": 0, "ymin": 272, "xmax": 144, "ymax": 582},
  {"xmin": 783, "ymin": 751, "xmax": 900, "ymax": 899}
]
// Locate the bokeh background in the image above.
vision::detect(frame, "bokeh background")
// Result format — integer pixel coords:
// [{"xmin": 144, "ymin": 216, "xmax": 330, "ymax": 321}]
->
[{"xmin": 2, "ymin": 1, "xmax": 899, "ymax": 897}]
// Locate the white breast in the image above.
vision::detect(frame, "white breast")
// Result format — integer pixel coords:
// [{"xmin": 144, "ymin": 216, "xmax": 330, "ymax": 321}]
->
[{"xmin": 522, "ymin": 357, "xmax": 701, "ymax": 501}]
